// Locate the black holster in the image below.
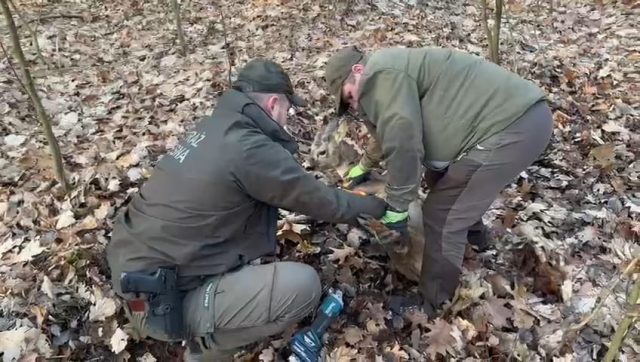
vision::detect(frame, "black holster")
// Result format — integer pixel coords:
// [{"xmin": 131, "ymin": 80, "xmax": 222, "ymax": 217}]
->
[{"xmin": 120, "ymin": 267, "xmax": 185, "ymax": 342}]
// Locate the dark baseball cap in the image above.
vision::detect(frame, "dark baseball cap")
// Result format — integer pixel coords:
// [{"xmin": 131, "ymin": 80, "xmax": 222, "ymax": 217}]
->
[
  {"xmin": 233, "ymin": 59, "xmax": 306, "ymax": 107},
  {"xmin": 324, "ymin": 46, "xmax": 364, "ymax": 115}
]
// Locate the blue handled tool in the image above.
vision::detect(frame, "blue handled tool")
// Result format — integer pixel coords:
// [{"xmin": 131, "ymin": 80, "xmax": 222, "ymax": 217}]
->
[{"xmin": 289, "ymin": 289, "xmax": 344, "ymax": 362}]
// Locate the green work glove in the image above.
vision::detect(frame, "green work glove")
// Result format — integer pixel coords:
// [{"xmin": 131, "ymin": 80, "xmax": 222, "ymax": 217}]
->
[
  {"xmin": 345, "ymin": 164, "xmax": 370, "ymax": 188},
  {"xmin": 382, "ymin": 208, "xmax": 410, "ymax": 254}
]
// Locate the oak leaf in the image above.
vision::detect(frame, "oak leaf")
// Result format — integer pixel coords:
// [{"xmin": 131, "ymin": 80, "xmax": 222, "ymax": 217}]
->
[
  {"xmin": 424, "ymin": 318, "xmax": 456, "ymax": 359},
  {"xmin": 328, "ymin": 246, "xmax": 355, "ymax": 264}
]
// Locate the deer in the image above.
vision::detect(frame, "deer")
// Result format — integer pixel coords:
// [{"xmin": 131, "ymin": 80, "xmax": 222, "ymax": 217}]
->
[{"xmin": 308, "ymin": 118, "xmax": 426, "ymax": 282}]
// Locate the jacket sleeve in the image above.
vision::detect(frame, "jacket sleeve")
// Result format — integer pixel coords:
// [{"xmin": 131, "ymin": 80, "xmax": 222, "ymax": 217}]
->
[
  {"xmin": 359, "ymin": 123, "xmax": 384, "ymax": 169},
  {"xmin": 232, "ymin": 130, "xmax": 386, "ymax": 224},
  {"xmin": 359, "ymin": 70, "xmax": 425, "ymax": 211}
]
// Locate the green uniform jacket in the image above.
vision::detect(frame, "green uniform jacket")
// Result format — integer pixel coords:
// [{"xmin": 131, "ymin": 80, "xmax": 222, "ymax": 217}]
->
[
  {"xmin": 357, "ymin": 47, "xmax": 546, "ymax": 210},
  {"xmin": 106, "ymin": 89, "xmax": 384, "ymax": 293}
]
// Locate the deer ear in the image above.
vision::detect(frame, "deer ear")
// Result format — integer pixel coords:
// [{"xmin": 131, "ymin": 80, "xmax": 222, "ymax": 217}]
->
[{"xmin": 332, "ymin": 119, "xmax": 349, "ymax": 144}]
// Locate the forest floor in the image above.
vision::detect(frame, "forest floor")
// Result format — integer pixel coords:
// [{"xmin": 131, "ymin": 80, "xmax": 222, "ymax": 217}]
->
[{"xmin": 0, "ymin": 0, "xmax": 638, "ymax": 361}]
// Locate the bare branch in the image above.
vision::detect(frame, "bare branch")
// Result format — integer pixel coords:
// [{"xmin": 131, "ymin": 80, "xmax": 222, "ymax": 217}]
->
[
  {"xmin": 604, "ymin": 269, "xmax": 640, "ymax": 361},
  {"xmin": 570, "ymin": 257, "xmax": 639, "ymax": 332},
  {"xmin": 16, "ymin": 13, "xmax": 85, "ymax": 28},
  {"xmin": 8, "ymin": 0, "xmax": 52, "ymax": 69},
  {"xmin": 0, "ymin": 0, "xmax": 70, "ymax": 193}
]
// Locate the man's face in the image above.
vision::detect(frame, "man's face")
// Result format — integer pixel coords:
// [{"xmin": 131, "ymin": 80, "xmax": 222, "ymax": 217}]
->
[
  {"xmin": 266, "ymin": 95, "xmax": 291, "ymax": 127},
  {"xmin": 341, "ymin": 64, "xmax": 364, "ymax": 113}
]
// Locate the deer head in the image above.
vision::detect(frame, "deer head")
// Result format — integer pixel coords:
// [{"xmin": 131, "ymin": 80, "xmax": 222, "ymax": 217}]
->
[{"xmin": 308, "ymin": 118, "xmax": 361, "ymax": 178}]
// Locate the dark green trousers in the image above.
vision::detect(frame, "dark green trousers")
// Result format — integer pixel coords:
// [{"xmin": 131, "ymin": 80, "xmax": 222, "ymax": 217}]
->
[{"xmin": 420, "ymin": 101, "xmax": 554, "ymax": 314}]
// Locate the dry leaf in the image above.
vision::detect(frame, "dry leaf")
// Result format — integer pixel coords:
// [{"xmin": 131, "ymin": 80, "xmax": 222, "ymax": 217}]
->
[
  {"xmin": 94, "ymin": 202, "xmax": 111, "ymax": 220},
  {"xmin": 328, "ymin": 246, "xmax": 356, "ymax": 264},
  {"xmin": 58, "ymin": 112, "xmax": 78, "ymax": 129},
  {"xmin": 0, "ymin": 327, "xmax": 30, "ymax": 362},
  {"xmin": 77, "ymin": 215, "xmax": 98, "ymax": 231},
  {"xmin": 107, "ymin": 179, "xmax": 121, "ymax": 192},
  {"xmin": 277, "ymin": 229, "xmax": 304, "ymax": 244},
  {"xmin": 56, "ymin": 210, "xmax": 76, "ymax": 229},
  {"xmin": 486, "ymin": 273, "xmax": 513, "ymax": 297},
  {"xmin": 258, "ymin": 346, "xmax": 275, "ymax": 362},
  {"xmin": 343, "ymin": 326, "xmax": 364, "ymax": 345},
  {"xmin": 384, "ymin": 342, "xmax": 409, "ymax": 360},
  {"xmin": 561, "ymin": 280, "xmax": 573, "ymax": 303},
  {"xmin": 137, "ymin": 352, "xmax": 157, "ymax": 362},
  {"xmin": 116, "ymin": 152, "xmax": 141, "ymax": 168},
  {"xmin": 9, "ymin": 239, "xmax": 45, "ymax": 264},
  {"xmin": 41, "ymin": 276, "xmax": 55, "ymax": 299},
  {"xmin": 405, "ymin": 309, "xmax": 430, "ymax": 329},
  {"xmin": 295, "ymin": 239, "xmax": 321, "ymax": 254},
  {"xmin": 366, "ymin": 319, "xmax": 385, "ymax": 334},
  {"xmin": 110, "ymin": 328, "xmax": 129, "ymax": 354},
  {"xmin": 30, "ymin": 306, "xmax": 47, "ymax": 329},
  {"xmin": 514, "ymin": 307, "xmax": 535, "ymax": 329},
  {"xmin": 601, "ymin": 121, "xmax": 629, "ymax": 134},
  {"xmin": 424, "ymin": 318, "xmax": 456, "ymax": 359},
  {"xmin": 346, "ymin": 227, "xmax": 367, "ymax": 248},
  {"xmin": 482, "ymin": 298, "xmax": 513, "ymax": 329},
  {"xmin": 90, "ymin": 294, "xmax": 118, "ymax": 321},
  {"xmin": 0, "ymin": 326, "xmax": 52, "ymax": 361},
  {"xmin": 589, "ymin": 144, "xmax": 615, "ymax": 168},
  {"xmin": 4, "ymin": 134, "xmax": 27, "ymax": 147},
  {"xmin": 453, "ymin": 317, "xmax": 477, "ymax": 341},
  {"xmin": 327, "ymin": 345, "xmax": 359, "ymax": 361}
]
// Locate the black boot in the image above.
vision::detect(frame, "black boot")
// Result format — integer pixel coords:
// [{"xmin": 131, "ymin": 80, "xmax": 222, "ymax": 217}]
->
[
  {"xmin": 388, "ymin": 293, "xmax": 424, "ymax": 315},
  {"xmin": 467, "ymin": 226, "xmax": 491, "ymax": 252}
]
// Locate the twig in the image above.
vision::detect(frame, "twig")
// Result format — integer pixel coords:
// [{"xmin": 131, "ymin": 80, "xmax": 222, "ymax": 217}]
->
[
  {"xmin": 16, "ymin": 13, "xmax": 84, "ymax": 28},
  {"xmin": 8, "ymin": 0, "xmax": 52, "ymax": 69},
  {"xmin": 0, "ymin": 39, "xmax": 29, "ymax": 96},
  {"xmin": 217, "ymin": 4, "xmax": 232, "ymax": 86},
  {"xmin": 604, "ymin": 277, "xmax": 639, "ymax": 361},
  {"xmin": 570, "ymin": 257, "xmax": 639, "ymax": 332}
]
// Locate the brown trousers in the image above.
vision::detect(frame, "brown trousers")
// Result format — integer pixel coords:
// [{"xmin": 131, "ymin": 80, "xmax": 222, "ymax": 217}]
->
[{"xmin": 420, "ymin": 101, "xmax": 553, "ymax": 313}]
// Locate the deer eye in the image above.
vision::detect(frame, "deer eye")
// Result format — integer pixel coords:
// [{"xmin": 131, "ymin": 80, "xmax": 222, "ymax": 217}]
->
[{"xmin": 318, "ymin": 150, "xmax": 327, "ymax": 157}]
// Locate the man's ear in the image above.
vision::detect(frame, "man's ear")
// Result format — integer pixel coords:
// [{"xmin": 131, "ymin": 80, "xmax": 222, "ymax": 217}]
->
[
  {"xmin": 266, "ymin": 95, "xmax": 279, "ymax": 113},
  {"xmin": 352, "ymin": 63, "xmax": 364, "ymax": 74}
]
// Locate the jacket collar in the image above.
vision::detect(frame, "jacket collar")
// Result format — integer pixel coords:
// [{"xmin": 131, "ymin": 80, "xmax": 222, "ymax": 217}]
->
[{"xmin": 218, "ymin": 89, "xmax": 298, "ymax": 154}]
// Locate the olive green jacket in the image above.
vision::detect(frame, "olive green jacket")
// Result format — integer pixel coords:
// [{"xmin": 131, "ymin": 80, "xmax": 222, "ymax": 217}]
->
[{"xmin": 357, "ymin": 47, "xmax": 546, "ymax": 210}]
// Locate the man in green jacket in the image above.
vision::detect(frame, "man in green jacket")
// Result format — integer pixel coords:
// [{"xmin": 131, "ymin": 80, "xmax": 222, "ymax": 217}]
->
[
  {"xmin": 106, "ymin": 59, "xmax": 386, "ymax": 360},
  {"xmin": 324, "ymin": 46, "xmax": 553, "ymax": 316}
]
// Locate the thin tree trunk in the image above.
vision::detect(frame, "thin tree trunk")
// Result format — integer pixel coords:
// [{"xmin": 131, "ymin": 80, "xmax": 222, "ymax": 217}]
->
[
  {"xmin": 604, "ymin": 278, "xmax": 640, "ymax": 362},
  {"xmin": 169, "ymin": 0, "xmax": 187, "ymax": 55},
  {"xmin": 493, "ymin": 0, "xmax": 503, "ymax": 64},
  {"xmin": 480, "ymin": 0, "xmax": 495, "ymax": 63},
  {"xmin": 0, "ymin": 0, "xmax": 70, "ymax": 193},
  {"xmin": 218, "ymin": 4, "xmax": 232, "ymax": 86}
]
